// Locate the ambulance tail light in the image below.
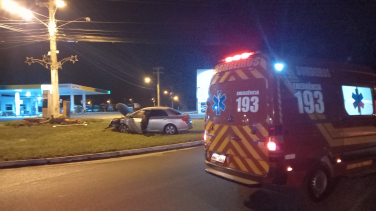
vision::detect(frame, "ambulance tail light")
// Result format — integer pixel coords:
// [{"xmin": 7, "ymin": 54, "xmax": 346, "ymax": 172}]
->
[
  {"xmin": 267, "ymin": 141, "xmax": 277, "ymax": 151},
  {"xmin": 267, "ymin": 136, "xmax": 278, "ymax": 151}
]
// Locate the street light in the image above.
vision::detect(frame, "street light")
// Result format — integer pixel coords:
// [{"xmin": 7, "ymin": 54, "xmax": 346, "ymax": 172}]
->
[
  {"xmin": 144, "ymin": 77, "xmax": 151, "ymax": 83},
  {"xmin": 1, "ymin": 0, "xmax": 34, "ymax": 20},
  {"xmin": 164, "ymin": 90, "xmax": 168, "ymax": 94},
  {"xmin": 87, "ymin": 101, "xmax": 91, "ymax": 105},
  {"xmin": 173, "ymin": 96, "xmax": 179, "ymax": 101},
  {"xmin": 56, "ymin": 0, "xmax": 66, "ymax": 7},
  {"xmin": 107, "ymin": 100, "xmax": 110, "ymax": 103}
]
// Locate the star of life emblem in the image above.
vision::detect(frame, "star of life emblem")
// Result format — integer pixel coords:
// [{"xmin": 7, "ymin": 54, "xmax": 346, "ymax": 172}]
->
[
  {"xmin": 212, "ymin": 91, "xmax": 226, "ymax": 115},
  {"xmin": 352, "ymin": 88, "xmax": 364, "ymax": 113}
]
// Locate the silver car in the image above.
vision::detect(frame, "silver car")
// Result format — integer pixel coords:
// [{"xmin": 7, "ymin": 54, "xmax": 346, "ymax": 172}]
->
[{"xmin": 113, "ymin": 107, "xmax": 193, "ymax": 135}]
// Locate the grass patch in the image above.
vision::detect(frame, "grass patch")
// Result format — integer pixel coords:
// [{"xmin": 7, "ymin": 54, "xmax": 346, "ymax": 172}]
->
[
  {"xmin": 0, "ymin": 118, "xmax": 205, "ymax": 162},
  {"xmin": 2, "ymin": 120, "xmax": 22, "ymax": 127}
]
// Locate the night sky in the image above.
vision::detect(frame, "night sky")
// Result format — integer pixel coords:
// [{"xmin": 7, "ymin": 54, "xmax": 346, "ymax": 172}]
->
[{"xmin": 0, "ymin": 0, "xmax": 375, "ymax": 110}]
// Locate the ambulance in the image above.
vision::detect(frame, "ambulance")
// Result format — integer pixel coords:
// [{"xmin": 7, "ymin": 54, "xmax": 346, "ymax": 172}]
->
[{"xmin": 204, "ymin": 52, "xmax": 376, "ymax": 201}]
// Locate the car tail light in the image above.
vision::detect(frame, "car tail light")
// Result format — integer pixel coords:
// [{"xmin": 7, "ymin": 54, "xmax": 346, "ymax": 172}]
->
[{"xmin": 182, "ymin": 116, "xmax": 189, "ymax": 124}]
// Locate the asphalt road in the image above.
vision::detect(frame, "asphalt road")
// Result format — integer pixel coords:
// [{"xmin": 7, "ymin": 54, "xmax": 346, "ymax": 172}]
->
[{"xmin": 1, "ymin": 147, "xmax": 376, "ymax": 211}]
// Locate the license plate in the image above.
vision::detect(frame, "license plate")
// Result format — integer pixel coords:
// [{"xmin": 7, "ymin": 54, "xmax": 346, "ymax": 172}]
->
[{"xmin": 211, "ymin": 153, "xmax": 226, "ymax": 163}]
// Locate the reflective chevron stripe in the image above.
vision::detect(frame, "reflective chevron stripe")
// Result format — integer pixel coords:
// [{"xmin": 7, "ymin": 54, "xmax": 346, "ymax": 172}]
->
[
  {"xmin": 219, "ymin": 71, "xmax": 230, "ymax": 83},
  {"xmin": 207, "ymin": 123, "xmax": 270, "ymax": 176},
  {"xmin": 250, "ymin": 69, "xmax": 268, "ymax": 88},
  {"xmin": 235, "ymin": 69, "xmax": 249, "ymax": 80},
  {"xmin": 211, "ymin": 75, "xmax": 220, "ymax": 85}
]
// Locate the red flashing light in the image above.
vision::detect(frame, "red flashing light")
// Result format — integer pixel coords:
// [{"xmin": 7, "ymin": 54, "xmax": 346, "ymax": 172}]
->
[
  {"xmin": 225, "ymin": 57, "xmax": 233, "ymax": 63},
  {"xmin": 224, "ymin": 52, "xmax": 254, "ymax": 63},
  {"xmin": 267, "ymin": 141, "xmax": 277, "ymax": 151}
]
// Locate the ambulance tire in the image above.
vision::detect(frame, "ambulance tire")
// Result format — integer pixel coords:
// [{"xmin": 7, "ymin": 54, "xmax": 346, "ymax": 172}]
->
[
  {"xmin": 305, "ymin": 163, "xmax": 332, "ymax": 202},
  {"xmin": 119, "ymin": 124, "xmax": 129, "ymax": 133}
]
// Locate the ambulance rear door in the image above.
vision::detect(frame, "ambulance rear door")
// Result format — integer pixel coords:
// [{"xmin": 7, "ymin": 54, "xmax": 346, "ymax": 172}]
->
[{"xmin": 206, "ymin": 56, "xmax": 271, "ymax": 176}]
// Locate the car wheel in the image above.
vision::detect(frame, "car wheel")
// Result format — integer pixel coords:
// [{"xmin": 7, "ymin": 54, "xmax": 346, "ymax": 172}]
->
[
  {"xmin": 119, "ymin": 124, "xmax": 129, "ymax": 133},
  {"xmin": 305, "ymin": 164, "xmax": 331, "ymax": 202},
  {"xmin": 164, "ymin": 124, "xmax": 177, "ymax": 135}
]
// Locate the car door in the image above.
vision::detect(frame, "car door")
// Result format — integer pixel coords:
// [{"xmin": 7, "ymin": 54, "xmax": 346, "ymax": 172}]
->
[
  {"xmin": 127, "ymin": 110, "xmax": 144, "ymax": 133},
  {"xmin": 148, "ymin": 110, "xmax": 169, "ymax": 132}
]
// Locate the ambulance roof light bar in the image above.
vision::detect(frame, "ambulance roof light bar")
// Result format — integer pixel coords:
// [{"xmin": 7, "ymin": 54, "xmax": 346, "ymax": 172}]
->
[{"xmin": 224, "ymin": 52, "xmax": 255, "ymax": 63}]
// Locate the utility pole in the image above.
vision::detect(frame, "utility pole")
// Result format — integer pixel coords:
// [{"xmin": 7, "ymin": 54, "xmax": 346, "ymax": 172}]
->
[
  {"xmin": 25, "ymin": 0, "xmax": 78, "ymax": 118},
  {"xmin": 48, "ymin": 0, "xmax": 59, "ymax": 117},
  {"xmin": 170, "ymin": 86, "xmax": 173, "ymax": 109},
  {"xmin": 153, "ymin": 67, "xmax": 163, "ymax": 107}
]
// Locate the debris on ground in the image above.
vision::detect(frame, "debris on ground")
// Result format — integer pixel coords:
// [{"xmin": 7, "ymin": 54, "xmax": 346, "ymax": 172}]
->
[{"xmin": 19, "ymin": 115, "xmax": 85, "ymax": 126}]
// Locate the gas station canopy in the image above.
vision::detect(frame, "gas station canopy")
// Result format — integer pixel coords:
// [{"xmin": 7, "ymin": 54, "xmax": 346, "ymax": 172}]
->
[{"xmin": 0, "ymin": 83, "xmax": 110, "ymax": 96}]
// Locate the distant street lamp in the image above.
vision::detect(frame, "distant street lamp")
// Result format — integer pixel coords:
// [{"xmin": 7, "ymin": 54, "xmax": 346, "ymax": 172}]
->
[
  {"xmin": 164, "ymin": 90, "xmax": 168, "ymax": 94},
  {"xmin": 144, "ymin": 77, "xmax": 151, "ymax": 83},
  {"xmin": 87, "ymin": 101, "xmax": 91, "ymax": 105},
  {"xmin": 173, "ymin": 96, "xmax": 179, "ymax": 101},
  {"xmin": 107, "ymin": 100, "xmax": 110, "ymax": 103}
]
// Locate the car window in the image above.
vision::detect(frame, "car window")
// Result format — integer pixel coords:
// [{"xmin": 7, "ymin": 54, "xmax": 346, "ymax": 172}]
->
[
  {"xmin": 132, "ymin": 110, "xmax": 144, "ymax": 118},
  {"xmin": 168, "ymin": 109, "xmax": 182, "ymax": 115},
  {"xmin": 144, "ymin": 110, "xmax": 151, "ymax": 117},
  {"xmin": 150, "ymin": 110, "xmax": 168, "ymax": 117}
]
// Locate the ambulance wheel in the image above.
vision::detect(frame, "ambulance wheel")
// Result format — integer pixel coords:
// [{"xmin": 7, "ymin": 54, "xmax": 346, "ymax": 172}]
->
[
  {"xmin": 119, "ymin": 124, "xmax": 129, "ymax": 133},
  {"xmin": 305, "ymin": 164, "xmax": 331, "ymax": 202},
  {"xmin": 164, "ymin": 124, "xmax": 177, "ymax": 135}
]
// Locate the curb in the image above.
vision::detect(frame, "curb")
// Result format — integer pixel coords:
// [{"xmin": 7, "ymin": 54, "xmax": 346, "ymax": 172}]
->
[{"xmin": 0, "ymin": 140, "xmax": 205, "ymax": 169}]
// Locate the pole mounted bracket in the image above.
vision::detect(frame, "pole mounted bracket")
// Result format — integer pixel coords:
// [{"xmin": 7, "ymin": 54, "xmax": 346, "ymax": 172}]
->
[{"xmin": 25, "ymin": 55, "xmax": 78, "ymax": 69}]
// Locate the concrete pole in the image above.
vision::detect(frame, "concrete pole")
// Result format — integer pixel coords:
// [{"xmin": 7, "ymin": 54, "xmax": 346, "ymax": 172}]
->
[
  {"xmin": 153, "ymin": 67, "xmax": 163, "ymax": 107},
  {"xmin": 15, "ymin": 92, "xmax": 21, "ymax": 116},
  {"xmin": 70, "ymin": 94, "xmax": 74, "ymax": 112},
  {"xmin": 157, "ymin": 72, "xmax": 160, "ymax": 107},
  {"xmin": 35, "ymin": 98, "xmax": 39, "ymax": 115},
  {"xmin": 82, "ymin": 93, "xmax": 86, "ymax": 112},
  {"xmin": 170, "ymin": 86, "xmax": 173, "ymax": 109},
  {"xmin": 48, "ymin": 0, "xmax": 60, "ymax": 118}
]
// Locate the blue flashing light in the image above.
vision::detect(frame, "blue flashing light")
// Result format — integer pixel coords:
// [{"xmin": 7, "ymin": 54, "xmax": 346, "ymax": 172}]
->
[
  {"xmin": 107, "ymin": 90, "xmax": 111, "ymax": 94},
  {"xmin": 274, "ymin": 63, "xmax": 284, "ymax": 71}
]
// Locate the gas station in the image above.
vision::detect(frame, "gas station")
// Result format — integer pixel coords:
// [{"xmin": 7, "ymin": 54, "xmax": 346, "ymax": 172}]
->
[{"xmin": 0, "ymin": 83, "xmax": 110, "ymax": 116}]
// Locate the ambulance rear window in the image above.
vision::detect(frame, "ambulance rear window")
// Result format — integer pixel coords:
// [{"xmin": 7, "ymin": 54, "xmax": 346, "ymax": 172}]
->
[{"xmin": 342, "ymin": 85, "xmax": 374, "ymax": 115}]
